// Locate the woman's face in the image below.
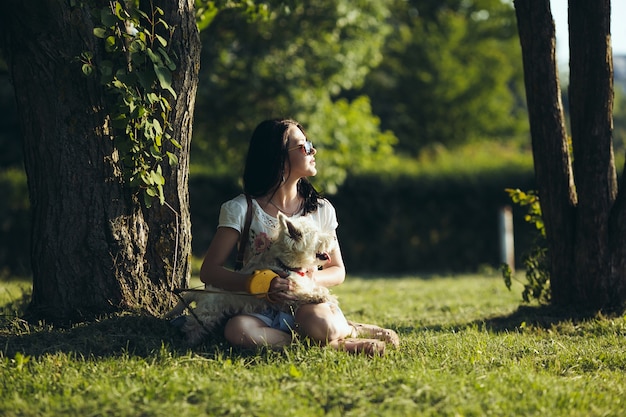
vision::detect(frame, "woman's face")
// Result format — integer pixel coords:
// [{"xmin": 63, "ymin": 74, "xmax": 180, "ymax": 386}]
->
[{"xmin": 285, "ymin": 125, "xmax": 317, "ymax": 179}]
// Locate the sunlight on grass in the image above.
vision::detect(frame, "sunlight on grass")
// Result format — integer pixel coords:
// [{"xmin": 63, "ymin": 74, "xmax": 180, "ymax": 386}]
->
[{"xmin": 2, "ymin": 274, "xmax": 626, "ymax": 416}]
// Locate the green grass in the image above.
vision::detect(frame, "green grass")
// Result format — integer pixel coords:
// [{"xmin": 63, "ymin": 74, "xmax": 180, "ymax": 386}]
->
[{"xmin": 2, "ymin": 274, "xmax": 626, "ymax": 417}]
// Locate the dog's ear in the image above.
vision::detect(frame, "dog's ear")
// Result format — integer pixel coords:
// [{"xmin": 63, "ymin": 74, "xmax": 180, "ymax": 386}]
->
[
  {"xmin": 286, "ymin": 220, "xmax": 303, "ymax": 242},
  {"xmin": 277, "ymin": 212, "xmax": 303, "ymax": 242}
]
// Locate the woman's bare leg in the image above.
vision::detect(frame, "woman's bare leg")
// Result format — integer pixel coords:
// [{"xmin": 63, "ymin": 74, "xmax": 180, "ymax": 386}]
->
[
  {"xmin": 224, "ymin": 315, "xmax": 292, "ymax": 349},
  {"xmin": 295, "ymin": 304, "xmax": 387, "ymax": 356},
  {"xmin": 295, "ymin": 303, "xmax": 352, "ymax": 342}
]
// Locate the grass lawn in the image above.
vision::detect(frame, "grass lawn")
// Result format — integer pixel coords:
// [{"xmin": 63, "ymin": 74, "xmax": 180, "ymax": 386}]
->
[{"xmin": 1, "ymin": 273, "xmax": 625, "ymax": 416}]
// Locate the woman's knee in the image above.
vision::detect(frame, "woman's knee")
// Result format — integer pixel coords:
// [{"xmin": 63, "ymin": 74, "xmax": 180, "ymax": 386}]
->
[
  {"xmin": 295, "ymin": 303, "xmax": 351, "ymax": 343},
  {"xmin": 224, "ymin": 315, "xmax": 254, "ymax": 347}
]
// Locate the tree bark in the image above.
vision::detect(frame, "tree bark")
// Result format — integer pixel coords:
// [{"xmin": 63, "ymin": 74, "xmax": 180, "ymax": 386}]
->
[
  {"xmin": 0, "ymin": 0, "xmax": 199, "ymax": 321},
  {"xmin": 514, "ymin": 0, "xmax": 577, "ymax": 305},
  {"xmin": 568, "ymin": 0, "xmax": 619, "ymax": 307},
  {"xmin": 515, "ymin": 0, "xmax": 624, "ymax": 310}
]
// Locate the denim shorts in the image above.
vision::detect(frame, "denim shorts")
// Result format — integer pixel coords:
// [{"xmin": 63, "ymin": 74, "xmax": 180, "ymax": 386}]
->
[
  {"xmin": 249, "ymin": 309, "xmax": 296, "ymax": 333},
  {"xmin": 248, "ymin": 302, "xmax": 342, "ymax": 333}
]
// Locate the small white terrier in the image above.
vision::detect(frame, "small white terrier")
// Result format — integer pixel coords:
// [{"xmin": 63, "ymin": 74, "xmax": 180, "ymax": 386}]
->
[{"xmin": 166, "ymin": 212, "xmax": 338, "ymax": 345}]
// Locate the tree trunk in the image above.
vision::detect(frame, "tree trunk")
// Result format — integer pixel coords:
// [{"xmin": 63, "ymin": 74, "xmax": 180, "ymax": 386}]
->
[
  {"xmin": 568, "ymin": 0, "xmax": 617, "ymax": 307},
  {"xmin": 515, "ymin": 0, "xmax": 624, "ymax": 310},
  {"xmin": 514, "ymin": 0, "xmax": 577, "ymax": 305},
  {"xmin": 0, "ymin": 0, "xmax": 199, "ymax": 321}
]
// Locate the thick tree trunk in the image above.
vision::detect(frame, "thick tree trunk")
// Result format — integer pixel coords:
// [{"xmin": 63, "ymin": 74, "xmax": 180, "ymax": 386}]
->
[
  {"xmin": 1, "ymin": 0, "xmax": 199, "ymax": 321},
  {"xmin": 514, "ymin": 0, "xmax": 577, "ymax": 305},
  {"xmin": 568, "ymin": 0, "xmax": 617, "ymax": 307},
  {"xmin": 515, "ymin": 0, "xmax": 624, "ymax": 310}
]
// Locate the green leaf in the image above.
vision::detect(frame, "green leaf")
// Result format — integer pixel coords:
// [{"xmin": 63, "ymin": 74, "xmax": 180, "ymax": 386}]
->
[
  {"xmin": 141, "ymin": 171, "xmax": 153, "ymax": 185},
  {"xmin": 155, "ymin": 34, "xmax": 168, "ymax": 48},
  {"xmin": 158, "ymin": 96, "xmax": 172, "ymax": 112},
  {"xmin": 146, "ymin": 48, "xmax": 163, "ymax": 65},
  {"xmin": 158, "ymin": 184, "xmax": 165, "ymax": 205},
  {"xmin": 114, "ymin": 1, "xmax": 124, "ymax": 20},
  {"xmin": 100, "ymin": 8, "xmax": 119, "ymax": 27},
  {"xmin": 104, "ymin": 37, "xmax": 119, "ymax": 53},
  {"xmin": 147, "ymin": 93, "xmax": 160, "ymax": 103},
  {"xmin": 151, "ymin": 169, "xmax": 165, "ymax": 185},
  {"xmin": 152, "ymin": 119, "xmax": 163, "ymax": 135},
  {"xmin": 166, "ymin": 151, "xmax": 178, "ymax": 166},
  {"xmin": 129, "ymin": 39, "xmax": 146, "ymax": 53},
  {"xmin": 150, "ymin": 147, "xmax": 163, "ymax": 160},
  {"xmin": 93, "ymin": 27, "xmax": 108, "ymax": 38},
  {"xmin": 81, "ymin": 64, "xmax": 94, "ymax": 76},
  {"xmin": 158, "ymin": 47, "xmax": 177, "ymax": 71},
  {"xmin": 153, "ymin": 64, "xmax": 177, "ymax": 99},
  {"xmin": 136, "ymin": 69, "xmax": 156, "ymax": 91},
  {"xmin": 136, "ymin": 9, "xmax": 150, "ymax": 21},
  {"xmin": 143, "ymin": 190, "xmax": 153, "ymax": 208},
  {"xmin": 157, "ymin": 18, "xmax": 169, "ymax": 30}
]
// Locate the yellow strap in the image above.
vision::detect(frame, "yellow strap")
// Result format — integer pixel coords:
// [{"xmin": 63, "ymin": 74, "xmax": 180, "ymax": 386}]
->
[{"xmin": 246, "ymin": 269, "xmax": 279, "ymax": 299}]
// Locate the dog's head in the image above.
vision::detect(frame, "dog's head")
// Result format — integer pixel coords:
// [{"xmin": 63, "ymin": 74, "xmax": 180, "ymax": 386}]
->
[{"xmin": 269, "ymin": 212, "xmax": 336, "ymax": 272}]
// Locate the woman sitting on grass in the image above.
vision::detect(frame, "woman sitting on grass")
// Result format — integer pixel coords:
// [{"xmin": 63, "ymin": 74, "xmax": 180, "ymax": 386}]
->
[{"xmin": 199, "ymin": 118, "xmax": 399, "ymax": 356}]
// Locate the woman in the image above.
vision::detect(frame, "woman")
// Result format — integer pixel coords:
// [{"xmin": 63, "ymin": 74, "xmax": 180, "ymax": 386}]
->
[{"xmin": 200, "ymin": 119, "xmax": 399, "ymax": 355}]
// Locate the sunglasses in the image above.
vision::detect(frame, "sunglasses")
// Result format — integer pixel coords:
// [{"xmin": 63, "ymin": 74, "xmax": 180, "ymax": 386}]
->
[{"xmin": 287, "ymin": 140, "xmax": 315, "ymax": 156}]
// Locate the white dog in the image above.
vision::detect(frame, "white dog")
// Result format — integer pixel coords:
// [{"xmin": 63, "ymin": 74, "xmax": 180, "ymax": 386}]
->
[{"xmin": 167, "ymin": 212, "xmax": 338, "ymax": 345}]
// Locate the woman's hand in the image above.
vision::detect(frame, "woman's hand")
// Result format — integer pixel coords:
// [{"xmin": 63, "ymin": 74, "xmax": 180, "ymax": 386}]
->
[{"xmin": 267, "ymin": 271, "xmax": 297, "ymax": 303}]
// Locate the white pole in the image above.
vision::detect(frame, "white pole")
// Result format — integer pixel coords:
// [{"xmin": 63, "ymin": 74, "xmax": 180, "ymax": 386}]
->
[{"xmin": 499, "ymin": 206, "xmax": 515, "ymax": 272}]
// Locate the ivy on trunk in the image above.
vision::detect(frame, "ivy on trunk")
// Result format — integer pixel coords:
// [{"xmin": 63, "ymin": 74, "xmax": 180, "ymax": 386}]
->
[{"xmin": 0, "ymin": 0, "xmax": 200, "ymax": 322}]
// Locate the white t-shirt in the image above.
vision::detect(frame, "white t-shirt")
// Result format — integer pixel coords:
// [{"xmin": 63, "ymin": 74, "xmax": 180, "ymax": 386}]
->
[{"xmin": 218, "ymin": 193, "xmax": 339, "ymax": 270}]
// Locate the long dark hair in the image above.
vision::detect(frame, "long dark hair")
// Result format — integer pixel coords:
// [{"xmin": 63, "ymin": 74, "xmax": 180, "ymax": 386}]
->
[{"xmin": 242, "ymin": 119, "xmax": 321, "ymax": 214}]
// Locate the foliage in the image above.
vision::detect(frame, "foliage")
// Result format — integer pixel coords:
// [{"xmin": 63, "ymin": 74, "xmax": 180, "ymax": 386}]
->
[
  {"xmin": 305, "ymin": 95, "xmax": 397, "ymax": 193},
  {"xmin": 83, "ymin": 0, "xmax": 180, "ymax": 207},
  {"xmin": 196, "ymin": 0, "xmax": 295, "ymax": 30},
  {"xmin": 3, "ymin": 275, "xmax": 626, "ymax": 416},
  {"xmin": 191, "ymin": 0, "xmax": 395, "ymax": 191},
  {"xmin": 501, "ymin": 188, "xmax": 551, "ymax": 304},
  {"xmin": 360, "ymin": 0, "xmax": 528, "ymax": 155}
]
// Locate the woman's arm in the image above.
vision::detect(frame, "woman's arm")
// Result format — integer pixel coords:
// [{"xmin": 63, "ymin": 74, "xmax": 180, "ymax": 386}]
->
[
  {"xmin": 199, "ymin": 227, "xmax": 251, "ymax": 291},
  {"xmin": 200, "ymin": 226, "xmax": 301, "ymax": 301},
  {"xmin": 309, "ymin": 244, "xmax": 346, "ymax": 288}
]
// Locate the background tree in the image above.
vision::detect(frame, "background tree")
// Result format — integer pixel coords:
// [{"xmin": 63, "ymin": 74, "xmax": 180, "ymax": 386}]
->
[
  {"xmin": 0, "ymin": 0, "xmax": 200, "ymax": 321},
  {"xmin": 191, "ymin": 0, "xmax": 397, "ymax": 192},
  {"xmin": 359, "ymin": 0, "xmax": 528, "ymax": 155},
  {"xmin": 514, "ymin": 0, "xmax": 625, "ymax": 309}
]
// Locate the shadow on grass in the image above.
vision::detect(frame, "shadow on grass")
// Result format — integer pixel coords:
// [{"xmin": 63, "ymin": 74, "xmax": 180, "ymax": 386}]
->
[
  {"xmin": 480, "ymin": 304, "xmax": 599, "ymax": 332},
  {"xmin": 409, "ymin": 304, "xmax": 614, "ymax": 335},
  {"xmin": 0, "ymin": 313, "xmax": 235, "ymax": 359}
]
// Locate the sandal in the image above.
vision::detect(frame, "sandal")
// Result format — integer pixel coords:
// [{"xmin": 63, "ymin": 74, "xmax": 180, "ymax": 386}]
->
[{"xmin": 348, "ymin": 321, "xmax": 400, "ymax": 348}]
